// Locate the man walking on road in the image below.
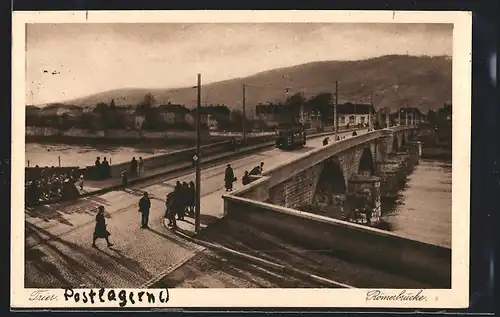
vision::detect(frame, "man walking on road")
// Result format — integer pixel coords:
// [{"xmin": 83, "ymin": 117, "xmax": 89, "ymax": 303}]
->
[{"xmin": 139, "ymin": 192, "xmax": 151, "ymax": 229}]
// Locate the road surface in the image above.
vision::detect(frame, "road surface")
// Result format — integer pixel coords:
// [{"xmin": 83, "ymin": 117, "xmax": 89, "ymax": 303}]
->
[
  {"xmin": 25, "ymin": 129, "xmax": 367, "ymax": 288},
  {"xmin": 150, "ymin": 249, "xmax": 336, "ymax": 288},
  {"xmin": 194, "ymin": 215, "xmax": 435, "ymax": 289}
]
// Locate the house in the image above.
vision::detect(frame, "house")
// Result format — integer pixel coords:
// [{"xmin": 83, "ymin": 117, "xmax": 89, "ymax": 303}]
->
[
  {"xmin": 82, "ymin": 106, "xmax": 94, "ymax": 113},
  {"xmin": 335, "ymin": 103, "xmax": 376, "ymax": 128},
  {"xmin": 157, "ymin": 103, "xmax": 191, "ymax": 125},
  {"xmin": 193, "ymin": 105, "xmax": 231, "ymax": 130},
  {"xmin": 390, "ymin": 107, "xmax": 424, "ymax": 125},
  {"xmin": 134, "ymin": 115, "xmax": 146, "ymax": 129},
  {"xmin": 375, "ymin": 106, "xmax": 391, "ymax": 127}
]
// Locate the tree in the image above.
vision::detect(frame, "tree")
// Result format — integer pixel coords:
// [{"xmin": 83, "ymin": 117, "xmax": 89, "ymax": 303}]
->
[
  {"xmin": 427, "ymin": 109, "xmax": 437, "ymax": 127},
  {"xmin": 307, "ymin": 92, "xmax": 333, "ymax": 122},
  {"xmin": 138, "ymin": 93, "xmax": 167, "ymax": 131},
  {"xmin": 285, "ymin": 92, "xmax": 306, "ymax": 122},
  {"xmin": 229, "ymin": 109, "xmax": 252, "ymax": 132},
  {"xmin": 93, "ymin": 102, "xmax": 110, "ymax": 130},
  {"xmin": 57, "ymin": 113, "xmax": 73, "ymax": 131}
]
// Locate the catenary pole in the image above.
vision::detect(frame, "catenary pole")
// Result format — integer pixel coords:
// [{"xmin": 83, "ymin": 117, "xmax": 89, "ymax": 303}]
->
[
  {"xmin": 195, "ymin": 74, "xmax": 201, "ymax": 233},
  {"xmin": 334, "ymin": 81, "xmax": 338, "ymax": 138},
  {"xmin": 242, "ymin": 84, "xmax": 246, "ymax": 143}
]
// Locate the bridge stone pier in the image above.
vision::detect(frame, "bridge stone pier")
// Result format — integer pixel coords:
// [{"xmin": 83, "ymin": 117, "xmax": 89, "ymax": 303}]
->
[{"xmin": 234, "ymin": 126, "xmax": 420, "ymax": 227}]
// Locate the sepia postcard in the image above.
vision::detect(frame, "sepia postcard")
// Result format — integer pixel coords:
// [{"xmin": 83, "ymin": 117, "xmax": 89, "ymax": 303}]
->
[{"xmin": 12, "ymin": 10, "xmax": 471, "ymax": 309}]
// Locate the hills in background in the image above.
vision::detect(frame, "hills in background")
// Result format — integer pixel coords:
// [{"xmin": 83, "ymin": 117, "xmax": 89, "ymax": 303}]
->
[{"xmin": 36, "ymin": 55, "xmax": 452, "ymax": 114}]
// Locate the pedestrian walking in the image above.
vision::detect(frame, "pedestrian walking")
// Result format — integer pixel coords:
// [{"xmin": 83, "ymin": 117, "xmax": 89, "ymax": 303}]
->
[
  {"xmin": 121, "ymin": 169, "xmax": 128, "ymax": 185},
  {"xmin": 92, "ymin": 206, "xmax": 113, "ymax": 248},
  {"xmin": 188, "ymin": 181, "xmax": 195, "ymax": 216},
  {"xmin": 323, "ymin": 137, "xmax": 330, "ymax": 146},
  {"xmin": 138, "ymin": 157, "xmax": 144, "ymax": 177},
  {"xmin": 165, "ymin": 191, "xmax": 177, "ymax": 228},
  {"xmin": 182, "ymin": 181, "xmax": 190, "ymax": 216},
  {"xmin": 242, "ymin": 171, "xmax": 250, "ymax": 186},
  {"xmin": 138, "ymin": 192, "xmax": 151, "ymax": 229},
  {"xmin": 224, "ymin": 164, "xmax": 236, "ymax": 191},
  {"xmin": 352, "ymin": 130, "xmax": 358, "ymax": 136},
  {"xmin": 130, "ymin": 157, "xmax": 138, "ymax": 177},
  {"xmin": 172, "ymin": 182, "xmax": 184, "ymax": 222},
  {"xmin": 174, "ymin": 181, "xmax": 185, "ymax": 220}
]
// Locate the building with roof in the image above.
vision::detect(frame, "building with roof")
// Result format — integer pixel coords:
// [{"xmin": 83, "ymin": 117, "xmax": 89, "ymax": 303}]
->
[
  {"xmin": 389, "ymin": 107, "xmax": 425, "ymax": 125},
  {"xmin": 157, "ymin": 103, "xmax": 192, "ymax": 125},
  {"xmin": 335, "ymin": 103, "xmax": 376, "ymax": 128},
  {"xmin": 192, "ymin": 105, "xmax": 231, "ymax": 130}
]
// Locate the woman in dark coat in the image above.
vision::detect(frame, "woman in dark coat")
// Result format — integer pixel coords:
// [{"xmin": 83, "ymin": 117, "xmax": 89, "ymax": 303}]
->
[
  {"xmin": 130, "ymin": 157, "xmax": 138, "ymax": 177},
  {"xmin": 92, "ymin": 206, "xmax": 113, "ymax": 248},
  {"xmin": 224, "ymin": 164, "xmax": 235, "ymax": 191}
]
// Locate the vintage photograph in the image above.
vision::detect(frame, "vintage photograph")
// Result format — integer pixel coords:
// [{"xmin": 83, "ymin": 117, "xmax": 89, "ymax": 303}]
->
[{"xmin": 12, "ymin": 11, "xmax": 471, "ymax": 308}]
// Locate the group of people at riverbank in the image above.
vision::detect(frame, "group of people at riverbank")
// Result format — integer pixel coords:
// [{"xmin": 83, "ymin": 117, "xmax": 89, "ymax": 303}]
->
[
  {"xmin": 120, "ymin": 157, "xmax": 145, "ymax": 185},
  {"xmin": 94, "ymin": 157, "xmax": 111, "ymax": 180},
  {"xmin": 25, "ymin": 168, "xmax": 83, "ymax": 207}
]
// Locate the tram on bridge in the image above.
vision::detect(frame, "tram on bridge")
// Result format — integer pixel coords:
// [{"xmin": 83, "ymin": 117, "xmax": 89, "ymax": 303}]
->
[{"xmin": 275, "ymin": 123, "xmax": 306, "ymax": 150}]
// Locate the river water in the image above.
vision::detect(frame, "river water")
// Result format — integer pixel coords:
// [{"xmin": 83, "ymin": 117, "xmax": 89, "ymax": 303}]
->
[
  {"xmin": 25, "ymin": 143, "xmax": 182, "ymax": 168},
  {"xmin": 381, "ymin": 158, "xmax": 452, "ymax": 248}
]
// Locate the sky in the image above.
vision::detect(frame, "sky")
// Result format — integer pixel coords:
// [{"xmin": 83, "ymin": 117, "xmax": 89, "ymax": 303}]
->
[{"xmin": 26, "ymin": 23, "xmax": 452, "ymax": 105}]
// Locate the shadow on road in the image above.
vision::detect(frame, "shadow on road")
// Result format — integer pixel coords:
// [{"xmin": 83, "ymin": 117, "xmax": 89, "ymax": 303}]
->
[
  {"xmin": 122, "ymin": 188, "xmax": 164, "ymax": 202},
  {"xmin": 151, "ymin": 249, "xmax": 326, "ymax": 288},
  {"xmin": 25, "ymin": 195, "xmax": 114, "ymax": 226},
  {"xmin": 146, "ymin": 227, "xmax": 194, "ymax": 250},
  {"xmin": 25, "ymin": 222, "xmax": 153, "ymax": 288}
]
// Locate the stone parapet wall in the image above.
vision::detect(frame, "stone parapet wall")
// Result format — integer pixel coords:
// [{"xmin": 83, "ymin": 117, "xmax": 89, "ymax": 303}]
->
[{"xmin": 222, "ymin": 194, "xmax": 451, "ymax": 288}]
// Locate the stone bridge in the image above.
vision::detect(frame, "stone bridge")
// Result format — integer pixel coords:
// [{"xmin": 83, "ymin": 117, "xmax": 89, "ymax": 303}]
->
[{"xmin": 231, "ymin": 126, "xmax": 421, "ymax": 226}]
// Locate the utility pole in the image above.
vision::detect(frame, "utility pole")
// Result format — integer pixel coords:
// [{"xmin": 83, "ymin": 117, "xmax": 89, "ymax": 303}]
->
[
  {"xmin": 405, "ymin": 106, "xmax": 409, "ymax": 126},
  {"xmin": 369, "ymin": 91, "xmax": 373, "ymax": 130},
  {"xmin": 195, "ymin": 74, "xmax": 201, "ymax": 233},
  {"xmin": 334, "ymin": 81, "xmax": 338, "ymax": 139},
  {"xmin": 398, "ymin": 108, "xmax": 401, "ymax": 126},
  {"xmin": 242, "ymin": 84, "xmax": 246, "ymax": 144},
  {"xmin": 353, "ymin": 102, "xmax": 357, "ymax": 128}
]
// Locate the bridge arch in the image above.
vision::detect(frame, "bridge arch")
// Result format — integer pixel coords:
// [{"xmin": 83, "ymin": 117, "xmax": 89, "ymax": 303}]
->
[
  {"xmin": 316, "ymin": 157, "xmax": 346, "ymax": 194},
  {"xmin": 358, "ymin": 147, "xmax": 374, "ymax": 176},
  {"xmin": 311, "ymin": 157, "xmax": 347, "ymax": 212}
]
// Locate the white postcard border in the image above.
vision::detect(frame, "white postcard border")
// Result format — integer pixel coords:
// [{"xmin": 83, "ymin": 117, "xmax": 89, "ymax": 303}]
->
[{"xmin": 11, "ymin": 10, "xmax": 472, "ymax": 309}]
